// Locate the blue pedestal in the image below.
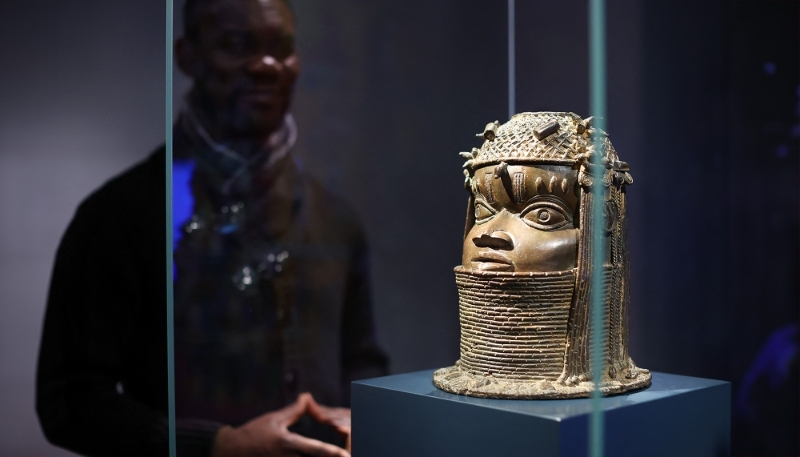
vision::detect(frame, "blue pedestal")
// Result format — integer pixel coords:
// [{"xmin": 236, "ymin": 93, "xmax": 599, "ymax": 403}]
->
[{"xmin": 352, "ymin": 370, "xmax": 730, "ymax": 457}]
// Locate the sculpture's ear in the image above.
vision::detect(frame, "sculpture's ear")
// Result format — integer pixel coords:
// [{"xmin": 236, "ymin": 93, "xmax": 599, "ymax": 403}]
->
[{"xmin": 463, "ymin": 195, "xmax": 476, "ymax": 240}]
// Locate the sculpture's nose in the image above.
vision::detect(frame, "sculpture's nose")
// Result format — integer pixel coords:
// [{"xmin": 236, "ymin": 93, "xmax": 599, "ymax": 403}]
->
[{"xmin": 472, "ymin": 230, "xmax": 514, "ymax": 250}]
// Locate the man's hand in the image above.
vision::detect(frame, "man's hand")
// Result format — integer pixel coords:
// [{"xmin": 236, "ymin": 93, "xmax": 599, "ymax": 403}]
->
[
  {"xmin": 307, "ymin": 396, "xmax": 352, "ymax": 452},
  {"xmin": 212, "ymin": 393, "xmax": 351, "ymax": 457}
]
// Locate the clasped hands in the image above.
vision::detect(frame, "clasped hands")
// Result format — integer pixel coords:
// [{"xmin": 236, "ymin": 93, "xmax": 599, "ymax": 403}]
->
[{"xmin": 212, "ymin": 393, "xmax": 351, "ymax": 457}]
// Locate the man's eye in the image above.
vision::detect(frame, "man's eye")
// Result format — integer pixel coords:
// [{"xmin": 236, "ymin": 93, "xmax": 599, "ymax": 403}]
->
[
  {"xmin": 520, "ymin": 203, "xmax": 572, "ymax": 230},
  {"xmin": 274, "ymin": 36, "xmax": 295, "ymax": 60},
  {"xmin": 219, "ymin": 33, "xmax": 252, "ymax": 56},
  {"xmin": 474, "ymin": 202, "xmax": 496, "ymax": 223}
]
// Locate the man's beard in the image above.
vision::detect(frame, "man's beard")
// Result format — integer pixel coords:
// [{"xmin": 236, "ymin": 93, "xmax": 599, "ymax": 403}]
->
[{"xmin": 190, "ymin": 86, "xmax": 288, "ymax": 142}]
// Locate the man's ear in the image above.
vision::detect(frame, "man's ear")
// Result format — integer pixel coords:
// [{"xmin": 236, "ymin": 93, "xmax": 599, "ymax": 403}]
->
[{"xmin": 175, "ymin": 37, "xmax": 197, "ymax": 77}]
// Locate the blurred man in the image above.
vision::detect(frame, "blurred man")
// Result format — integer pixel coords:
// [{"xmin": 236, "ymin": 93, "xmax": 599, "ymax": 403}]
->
[{"xmin": 36, "ymin": 0, "xmax": 387, "ymax": 456}]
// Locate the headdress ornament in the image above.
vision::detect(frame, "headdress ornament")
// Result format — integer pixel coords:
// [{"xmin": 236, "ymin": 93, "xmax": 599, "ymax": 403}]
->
[{"xmin": 461, "ymin": 112, "xmax": 633, "ymax": 191}]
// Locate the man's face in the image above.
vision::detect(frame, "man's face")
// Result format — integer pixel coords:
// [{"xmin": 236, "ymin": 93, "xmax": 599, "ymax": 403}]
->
[
  {"xmin": 180, "ymin": 0, "xmax": 299, "ymax": 138},
  {"xmin": 463, "ymin": 165, "xmax": 580, "ymax": 273}
]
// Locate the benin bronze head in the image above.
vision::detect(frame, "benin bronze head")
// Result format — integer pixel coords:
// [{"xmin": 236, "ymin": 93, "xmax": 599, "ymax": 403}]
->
[{"xmin": 434, "ymin": 112, "xmax": 650, "ymax": 399}]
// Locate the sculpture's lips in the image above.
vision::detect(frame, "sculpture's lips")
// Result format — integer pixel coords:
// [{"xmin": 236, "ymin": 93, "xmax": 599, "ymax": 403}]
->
[{"xmin": 472, "ymin": 251, "xmax": 514, "ymax": 272}]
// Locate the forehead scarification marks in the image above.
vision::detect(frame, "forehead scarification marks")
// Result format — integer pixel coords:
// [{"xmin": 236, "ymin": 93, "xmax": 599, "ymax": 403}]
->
[
  {"xmin": 484, "ymin": 173, "xmax": 494, "ymax": 204},
  {"xmin": 513, "ymin": 172, "xmax": 525, "ymax": 204},
  {"xmin": 548, "ymin": 176, "xmax": 557, "ymax": 193},
  {"xmin": 535, "ymin": 177, "xmax": 543, "ymax": 193}
]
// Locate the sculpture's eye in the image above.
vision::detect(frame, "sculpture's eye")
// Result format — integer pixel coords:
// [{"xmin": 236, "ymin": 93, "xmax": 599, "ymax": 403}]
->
[
  {"xmin": 520, "ymin": 200, "xmax": 572, "ymax": 230},
  {"xmin": 474, "ymin": 200, "xmax": 497, "ymax": 224}
]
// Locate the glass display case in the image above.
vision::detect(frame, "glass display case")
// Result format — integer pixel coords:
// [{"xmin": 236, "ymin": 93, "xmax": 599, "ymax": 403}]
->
[
  {"xmin": 165, "ymin": 1, "xmax": 799, "ymax": 456},
  {"xmin": 164, "ymin": 1, "xmax": 797, "ymax": 456},
  {"xmin": 1, "ymin": 0, "xmax": 794, "ymax": 456}
]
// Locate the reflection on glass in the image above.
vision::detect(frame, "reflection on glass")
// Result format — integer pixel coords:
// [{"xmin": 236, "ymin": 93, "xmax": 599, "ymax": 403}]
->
[
  {"xmin": 588, "ymin": 0, "xmax": 607, "ymax": 455},
  {"xmin": 171, "ymin": 0, "xmax": 386, "ymax": 455}
]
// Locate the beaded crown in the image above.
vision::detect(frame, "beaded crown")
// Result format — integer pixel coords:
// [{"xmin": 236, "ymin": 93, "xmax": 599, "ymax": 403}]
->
[{"xmin": 461, "ymin": 112, "xmax": 631, "ymax": 190}]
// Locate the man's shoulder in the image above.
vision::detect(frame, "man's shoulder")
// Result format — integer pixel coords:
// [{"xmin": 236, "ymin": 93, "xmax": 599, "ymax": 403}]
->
[
  {"xmin": 54, "ymin": 147, "xmax": 166, "ymax": 271},
  {"xmin": 76, "ymin": 147, "xmax": 166, "ymax": 221}
]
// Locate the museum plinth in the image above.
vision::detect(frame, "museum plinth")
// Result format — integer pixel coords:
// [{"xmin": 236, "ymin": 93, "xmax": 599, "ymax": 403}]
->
[{"xmin": 352, "ymin": 369, "xmax": 730, "ymax": 457}]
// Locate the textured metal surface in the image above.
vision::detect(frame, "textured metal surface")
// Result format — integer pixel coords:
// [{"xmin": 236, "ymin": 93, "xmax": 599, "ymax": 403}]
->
[
  {"xmin": 464, "ymin": 112, "xmax": 612, "ymax": 168},
  {"xmin": 434, "ymin": 267, "xmax": 649, "ymax": 399},
  {"xmin": 438, "ymin": 112, "xmax": 650, "ymax": 399},
  {"xmin": 456, "ymin": 268, "xmax": 575, "ymax": 380}
]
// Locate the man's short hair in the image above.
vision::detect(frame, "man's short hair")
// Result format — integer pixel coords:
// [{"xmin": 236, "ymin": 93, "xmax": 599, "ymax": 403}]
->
[{"xmin": 182, "ymin": 0, "xmax": 294, "ymax": 41}]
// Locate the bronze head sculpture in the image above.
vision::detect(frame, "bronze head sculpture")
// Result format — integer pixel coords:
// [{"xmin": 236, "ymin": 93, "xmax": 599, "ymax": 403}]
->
[{"xmin": 433, "ymin": 112, "xmax": 651, "ymax": 399}]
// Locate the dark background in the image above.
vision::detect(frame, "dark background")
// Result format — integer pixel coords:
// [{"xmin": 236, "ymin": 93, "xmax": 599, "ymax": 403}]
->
[{"xmin": 0, "ymin": 0, "xmax": 797, "ymax": 455}]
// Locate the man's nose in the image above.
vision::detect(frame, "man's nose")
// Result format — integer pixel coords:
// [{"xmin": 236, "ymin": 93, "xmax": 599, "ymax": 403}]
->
[
  {"xmin": 472, "ymin": 230, "xmax": 514, "ymax": 250},
  {"xmin": 247, "ymin": 55, "xmax": 283, "ymax": 74}
]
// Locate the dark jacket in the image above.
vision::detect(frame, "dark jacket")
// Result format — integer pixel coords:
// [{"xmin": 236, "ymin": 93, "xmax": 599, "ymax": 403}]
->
[{"xmin": 36, "ymin": 145, "xmax": 387, "ymax": 456}]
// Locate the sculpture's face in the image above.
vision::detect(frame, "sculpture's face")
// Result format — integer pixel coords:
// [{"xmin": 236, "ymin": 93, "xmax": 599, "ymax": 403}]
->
[{"xmin": 463, "ymin": 164, "xmax": 580, "ymax": 272}]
